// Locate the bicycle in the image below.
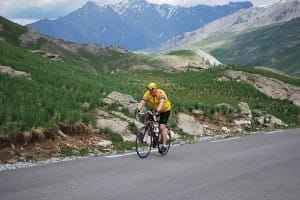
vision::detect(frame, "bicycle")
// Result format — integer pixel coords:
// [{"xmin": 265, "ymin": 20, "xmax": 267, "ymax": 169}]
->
[{"xmin": 135, "ymin": 110, "xmax": 171, "ymax": 158}]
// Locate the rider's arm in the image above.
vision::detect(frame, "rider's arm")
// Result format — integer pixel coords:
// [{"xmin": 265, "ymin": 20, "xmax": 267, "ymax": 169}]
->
[
  {"xmin": 157, "ymin": 98, "xmax": 165, "ymax": 113},
  {"xmin": 137, "ymin": 99, "xmax": 146, "ymax": 111}
]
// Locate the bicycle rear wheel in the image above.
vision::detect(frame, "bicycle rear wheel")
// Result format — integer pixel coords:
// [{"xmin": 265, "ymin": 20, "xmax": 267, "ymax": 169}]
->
[
  {"xmin": 136, "ymin": 126, "xmax": 152, "ymax": 158},
  {"xmin": 158, "ymin": 128, "xmax": 171, "ymax": 155}
]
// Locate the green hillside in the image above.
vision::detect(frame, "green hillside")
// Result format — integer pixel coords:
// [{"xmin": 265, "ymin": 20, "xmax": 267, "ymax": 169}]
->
[
  {"xmin": 193, "ymin": 17, "xmax": 300, "ymax": 76},
  {"xmin": 1, "ymin": 16, "xmax": 300, "ymax": 137}
]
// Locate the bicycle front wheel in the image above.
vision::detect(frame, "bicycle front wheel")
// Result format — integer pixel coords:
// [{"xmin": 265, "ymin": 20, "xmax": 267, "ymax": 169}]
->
[{"xmin": 136, "ymin": 126, "xmax": 152, "ymax": 158}]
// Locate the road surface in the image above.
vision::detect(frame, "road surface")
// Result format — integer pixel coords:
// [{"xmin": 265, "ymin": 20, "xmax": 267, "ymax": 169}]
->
[{"xmin": 1, "ymin": 129, "xmax": 300, "ymax": 200}]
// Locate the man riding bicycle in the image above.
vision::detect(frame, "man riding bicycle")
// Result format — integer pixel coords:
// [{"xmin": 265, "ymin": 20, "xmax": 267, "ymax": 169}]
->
[{"xmin": 136, "ymin": 82, "xmax": 172, "ymax": 155}]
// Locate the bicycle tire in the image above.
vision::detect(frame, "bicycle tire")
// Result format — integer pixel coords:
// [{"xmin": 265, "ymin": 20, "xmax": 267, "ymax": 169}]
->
[
  {"xmin": 136, "ymin": 126, "xmax": 152, "ymax": 158},
  {"xmin": 158, "ymin": 128, "xmax": 171, "ymax": 155}
]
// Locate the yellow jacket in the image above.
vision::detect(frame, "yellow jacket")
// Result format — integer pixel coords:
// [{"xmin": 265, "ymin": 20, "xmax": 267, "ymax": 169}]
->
[{"xmin": 142, "ymin": 89, "xmax": 171, "ymax": 112}]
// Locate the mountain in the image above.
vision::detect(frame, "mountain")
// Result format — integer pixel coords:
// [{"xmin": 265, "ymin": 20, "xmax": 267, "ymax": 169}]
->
[
  {"xmin": 157, "ymin": 0, "xmax": 300, "ymax": 52},
  {"xmin": 0, "ymin": 16, "xmax": 217, "ymax": 75},
  {"xmin": 201, "ymin": 17, "xmax": 300, "ymax": 75},
  {"xmin": 27, "ymin": 0, "xmax": 253, "ymax": 51},
  {"xmin": 154, "ymin": 0, "xmax": 300, "ymax": 75}
]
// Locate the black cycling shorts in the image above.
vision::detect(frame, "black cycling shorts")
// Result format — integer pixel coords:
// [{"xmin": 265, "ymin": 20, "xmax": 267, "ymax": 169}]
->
[{"xmin": 159, "ymin": 110, "xmax": 171, "ymax": 125}]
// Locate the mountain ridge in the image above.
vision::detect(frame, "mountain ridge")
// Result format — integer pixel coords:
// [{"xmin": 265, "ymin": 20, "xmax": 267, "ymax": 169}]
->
[
  {"xmin": 27, "ymin": 0, "xmax": 252, "ymax": 50},
  {"xmin": 155, "ymin": 0, "xmax": 300, "ymax": 53}
]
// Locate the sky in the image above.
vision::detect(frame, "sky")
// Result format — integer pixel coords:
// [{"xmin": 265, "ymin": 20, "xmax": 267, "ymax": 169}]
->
[{"xmin": 0, "ymin": 0, "xmax": 282, "ymax": 25}]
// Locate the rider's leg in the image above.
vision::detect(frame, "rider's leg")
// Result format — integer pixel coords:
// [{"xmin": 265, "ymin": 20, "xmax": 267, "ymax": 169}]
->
[
  {"xmin": 158, "ymin": 110, "xmax": 170, "ymax": 150},
  {"xmin": 160, "ymin": 124, "xmax": 167, "ymax": 146}
]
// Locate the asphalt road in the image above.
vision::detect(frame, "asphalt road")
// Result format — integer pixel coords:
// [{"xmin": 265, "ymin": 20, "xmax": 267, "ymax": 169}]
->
[{"xmin": 1, "ymin": 129, "xmax": 300, "ymax": 200}]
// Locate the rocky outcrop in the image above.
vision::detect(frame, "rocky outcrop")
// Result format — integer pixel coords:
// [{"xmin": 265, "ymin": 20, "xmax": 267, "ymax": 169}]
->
[
  {"xmin": 29, "ymin": 50, "xmax": 61, "ymax": 61},
  {"xmin": 156, "ymin": 51, "xmax": 220, "ymax": 72},
  {"xmin": 102, "ymin": 91, "xmax": 138, "ymax": 113},
  {"xmin": 177, "ymin": 113, "xmax": 206, "ymax": 136},
  {"xmin": 253, "ymin": 111, "xmax": 288, "ymax": 129},
  {"xmin": 0, "ymin": 66, "xmax": 31, "ymax": 80},
  {"xmin": 238, "ymin": 102, "xmax": 252, "ymax": 118},
  {"xmin": 193, "ymin": 48, "xmax": 222, "ymax": 66},
  {"xmin": 220, "ymin": 70, "xmax": 300, "ymax": 106},
  {"xmin": 96, "ymin": 110, "xmax": 136, "ymax": 142}
]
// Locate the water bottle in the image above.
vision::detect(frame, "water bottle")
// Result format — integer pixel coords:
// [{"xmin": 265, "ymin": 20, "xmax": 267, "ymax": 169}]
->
[{"xmin": 154, "ymin": 123, "xmax": 159, "ymax": 136}]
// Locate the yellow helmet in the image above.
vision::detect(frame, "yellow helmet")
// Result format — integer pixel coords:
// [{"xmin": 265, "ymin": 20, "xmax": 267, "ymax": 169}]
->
[{"xmin": 147, "ymin": 82, "xmax": 157, "ymax": 90}]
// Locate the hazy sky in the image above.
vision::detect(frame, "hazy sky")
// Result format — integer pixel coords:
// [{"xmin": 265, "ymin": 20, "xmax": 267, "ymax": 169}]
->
[{"xmin": 0, "ymin": 0, "xmax": 282, "ymax": 25}]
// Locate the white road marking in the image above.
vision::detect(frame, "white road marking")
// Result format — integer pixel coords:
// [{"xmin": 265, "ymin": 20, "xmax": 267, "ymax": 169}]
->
[
  {"xmin": 264, "ymin": 130, "xmax": 283, "ymax": 135},
  {"xmin": 105, "ymin": 145, "xmax": 180, "ymax": 158},
  {"xmin": 105, "ymin": 152, "xmax": 137, "ymax": 158},
  {"xmin": 211, "ymin": 137, "xmax": 240, "ymax": 143}
]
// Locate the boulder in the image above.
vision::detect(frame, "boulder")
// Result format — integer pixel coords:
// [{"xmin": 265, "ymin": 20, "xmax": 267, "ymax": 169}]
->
[
  {"xmin": 177, "ymin": 113, "xmax": 204, "ymax": 136},
  {"xmin": 98, "ymin": 140, "xmax": 112, "ymax": 148},
  {"xmin": 103, "ymin": 91, "xmax": 138, "ymax": 113},
  {"xmin": 238, "ymin": 102, "xmax": 252, "ymax": 118},
  {"xmin": 96, "ymin": 110, "xmax": 135, "ymax": 142},
  {"xmin": 0, "ymin": 66, "xmax": 31, "ymax": 80},
  {"xmin": 254, "ymin": 114, "xmax": 287, "ymax": 129}
]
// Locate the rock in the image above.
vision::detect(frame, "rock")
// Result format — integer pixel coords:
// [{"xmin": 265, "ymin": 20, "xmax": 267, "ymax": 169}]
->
[
  {"xmin": 238, "ymin": 102, "xmax": 251, "ymax": 114},
  {"xmin": 96, "ymin": 115, "xmax": 135, "ymax": 142},
  {"xmin": 254, "ymin": 114, "xmax": 287, "ymax": 129},
  {"xmin": 221, "ymin": 126, "xmax": 230, "ymax": 133},
  {"xmin": 169, "ymin": 130, "xmax": 179, "ymax": 140},
  {"xmin": 238, "ymin": 102, "xmax": 252, "ymax": 118},
  {"xmin": 234, "ymin": 119, "xmax": 252, "ymax": 127},
  {"xmin": 192, "ymin": 109, "xmax": 204, "ymax": 115},
  {"xmin": 255, "ymin": 116, "xmax": 265, "ymax": 125},
  {"xmin": 57, "ymin": 130, "xmax": 67, "ymax": 138},
  {"xmin": 177, "ymin": 113, "xmax": 204, "ymax": 136},
  {"xmin": 103, "ymin": 91, "xmax": 138, "ymax": 113},
  {"xmin": 269, "ymin": 115, "xmax": 287, "ymax": 127},
  {"xmin": 0, "ymin": 66, "xmax": 31, "ymax": 80}
]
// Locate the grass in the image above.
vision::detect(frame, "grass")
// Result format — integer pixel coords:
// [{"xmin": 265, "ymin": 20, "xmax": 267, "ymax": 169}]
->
[
  {"xmin": 166, "ymin": 49, "xmax": 196, "ymax": 57},
  {"xmin": 61, "ymin": 147, "xmax": 89, "ymax": 157},
  {"xmin": 0, "ymin": 41, "xmax": 105, "ymax": 134}
]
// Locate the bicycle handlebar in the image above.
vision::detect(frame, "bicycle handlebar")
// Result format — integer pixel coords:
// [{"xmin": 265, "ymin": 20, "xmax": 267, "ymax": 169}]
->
[{"xmin": 135, "ymin": 110, "xmax": 160, "ymax": 122}]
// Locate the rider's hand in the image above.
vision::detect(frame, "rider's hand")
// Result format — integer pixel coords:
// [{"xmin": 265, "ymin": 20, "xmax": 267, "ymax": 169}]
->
[
  {"xmin": 154, "ymin": 110, "xmax": 160, "ymax": 117},
  {"xmin": 135, "ymin": 108, "xmax": 140, "ymax": 114}
]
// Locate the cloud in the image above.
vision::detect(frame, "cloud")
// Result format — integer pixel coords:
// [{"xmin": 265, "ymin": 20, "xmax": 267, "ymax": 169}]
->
[
  {"xmin": 10, "ymin": 18, "xmax": 39, "ymax": 26},
  {"xmin": 0, "ymin": 0, "xmax": 86, "ymax": 18}
]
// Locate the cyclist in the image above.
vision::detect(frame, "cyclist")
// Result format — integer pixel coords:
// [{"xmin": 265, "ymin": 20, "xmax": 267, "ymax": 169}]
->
[{"xmin": 136, "ymin": 82, "xmax": 172, "ymax": 155}]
